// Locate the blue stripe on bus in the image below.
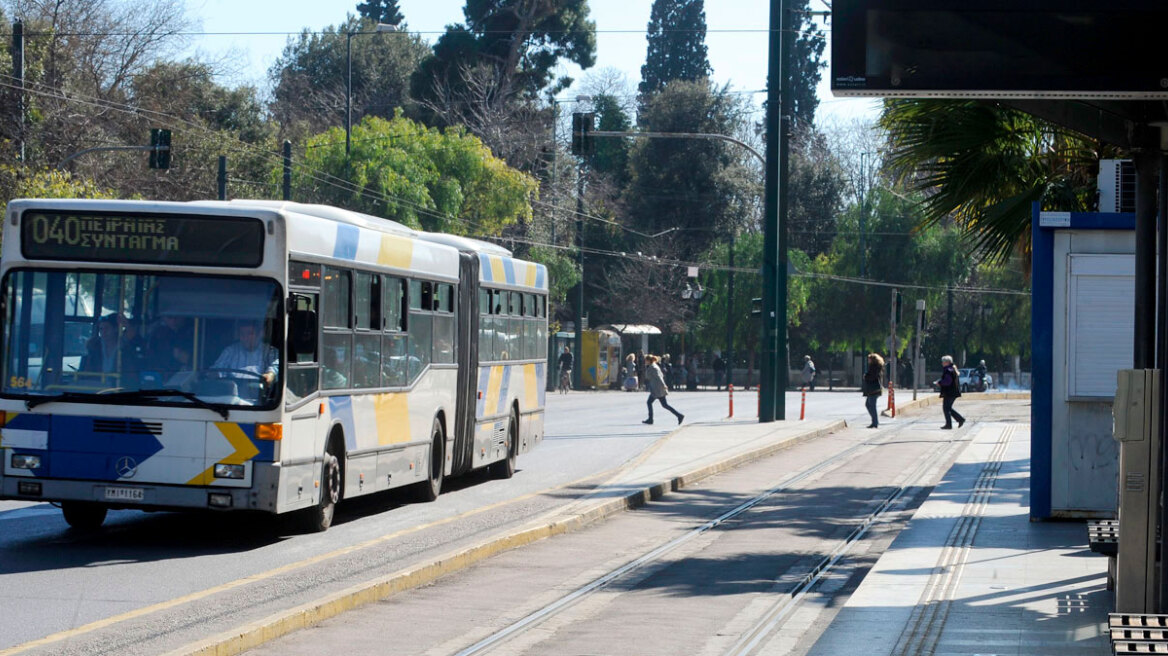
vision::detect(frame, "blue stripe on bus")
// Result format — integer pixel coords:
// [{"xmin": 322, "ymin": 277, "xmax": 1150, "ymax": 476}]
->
[
  {"xmin": 535, "ymin": 265, "xmax": 545, "ymax": 289},
  {"xmin": 5, "ymin": 413, "xmax": 49, "ymax": 431},
  {"xmin": 497, "ymin": 365, "xmax": 512, "ymax": 415},
  {"xmin": 328, "ymin": 396, "xmax": 358, "ymax": 452},
  {"xmin": 478, "ymin": 253, "xmax": 493, "ymax": 282},
  {"xmin": 476, "ymin": 367, "xmax": 491, "ymax": 419},
  {"xmin": 503, "ymin": 258, "xmax": 516, "ymax": 285},
  {"xmin": 334, "ymin": 224, "xmax": 360, "ymax": 260},
  {"xmin": 536, "ymin": 362, "xmax": 546, "ymax": 407}
]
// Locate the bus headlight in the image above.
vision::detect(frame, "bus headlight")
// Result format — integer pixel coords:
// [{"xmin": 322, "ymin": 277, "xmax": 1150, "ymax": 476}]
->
[
  {"xmin": 213, "ymin": 463, "xmax": 245, "ymax": 479},
  {"xmin": 11, "ymin": 454, "xmax": 41, "ymax": 469}
]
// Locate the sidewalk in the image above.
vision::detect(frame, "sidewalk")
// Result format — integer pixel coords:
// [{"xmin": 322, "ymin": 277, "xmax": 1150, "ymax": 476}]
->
[{"xmin": 807, "ymin": 420, "xmax": 1112, "ymax": 656}]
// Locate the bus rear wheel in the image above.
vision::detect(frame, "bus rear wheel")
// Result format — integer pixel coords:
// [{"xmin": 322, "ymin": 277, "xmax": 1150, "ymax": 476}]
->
[
  {"xmin": 302, "ymin": 448, "xmax": 341, "ymax": 533},
  {"xmin": 414, "ymin": 418, "xmax": 445, "ymax": 502},
  {"xmin": 489, "ymin": 409, "xmax": 518, "ymax": 480},
  {"xmin": 62, "ymin": 501, "xmax": 108, "ymax": 531}
]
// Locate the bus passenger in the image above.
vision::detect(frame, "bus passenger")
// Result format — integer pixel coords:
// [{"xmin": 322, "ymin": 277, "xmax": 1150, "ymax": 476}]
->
[
  {"xmin": 212, "ymin": 320, "xmax": 279, "ymax": 385},
  {"xmin": 82, "ymin": 315, "xmax": 142, "ymax": 374}
]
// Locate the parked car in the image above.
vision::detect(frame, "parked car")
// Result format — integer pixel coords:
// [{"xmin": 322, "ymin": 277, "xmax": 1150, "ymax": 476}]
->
[
  {"xmin": 931, "ymin": 367, "xmax": 993, "ymax": 393},
  {"xmin": 958, "ymin": 367, "xmax": 992, "ymax": 392}
]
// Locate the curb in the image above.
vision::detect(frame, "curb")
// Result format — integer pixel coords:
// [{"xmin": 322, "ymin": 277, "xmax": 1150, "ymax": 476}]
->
[
  {"xmin": 893, "ymin": 391, "xmax": 1031, "ymax": 417},
  {"xmin": 167, "ymin": 418, "xmax": 846, "ymax": 656}
]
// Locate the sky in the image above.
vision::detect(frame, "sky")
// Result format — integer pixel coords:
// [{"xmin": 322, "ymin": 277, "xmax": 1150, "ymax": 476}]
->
[{"xmin": 188, "ymin": 0, "xmax": 881, "ymax": 126}]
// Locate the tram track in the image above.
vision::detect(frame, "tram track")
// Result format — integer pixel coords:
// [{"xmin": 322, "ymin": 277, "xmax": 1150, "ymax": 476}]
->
[{"xmin": 452, "ymin": 415, "xmax": 973, "ymax": 656}]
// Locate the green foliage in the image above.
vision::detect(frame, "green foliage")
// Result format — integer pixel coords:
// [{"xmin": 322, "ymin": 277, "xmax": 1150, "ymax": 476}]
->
[
  {"xmin": 0, "ymin": 166, "xmax": 117, "ymax": 239},
  {"xmin": 788, "ymin": 0, "xmax": 827, "ymax": 130},
  {"xmin": 625, "ymin": 80, "xmax": 755, "ymax": 260},
  {"xmin": 879, "ymin": 99, "xmax": 1101, "ymax": 262},
  {"xmin": 525, "ymin": 245, "xmax": 580, "ymax": 320},
  {"xmin": 270, "ymin": 16, "xmax": 430, "ymax": 136},
  {"xmin": 356, "ymin": 0, "xmax": 404, "ymax": 26},
  {"xmin": 585, "ymin": 93, "xmax": 631, "ymax": 182},
  {"xmin": 692, "ymin": 233, "xmax": 811, "ymax": 358},
  {"xmin": 639, "ymin": 0, "xmax": 711, "ymax": 98},
  {"xmin": 411, "ymin": 0, "xmax": 596, "ymax": 107},
  {"xmin": 288, "ymin": 113, "xmax": 537, "ymax": 235},
  {"xmin": 798, "ymin": 188, "xmax": 967, "ymax": 354}
]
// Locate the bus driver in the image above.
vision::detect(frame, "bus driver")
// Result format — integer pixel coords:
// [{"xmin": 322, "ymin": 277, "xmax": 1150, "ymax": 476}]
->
[{"xmin": 212, "ymin": 320, "xmax": 279, "ymax": 385}]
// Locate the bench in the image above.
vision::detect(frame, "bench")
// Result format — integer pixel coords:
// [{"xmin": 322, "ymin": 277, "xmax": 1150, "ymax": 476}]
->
[
  {"xmin": 1089, "ymin": 519, "xmax": 1119, "ymax": 590},
  {"xmin": 1110, "ymin": 613, "xmax": 1168, "ymax": 654}
]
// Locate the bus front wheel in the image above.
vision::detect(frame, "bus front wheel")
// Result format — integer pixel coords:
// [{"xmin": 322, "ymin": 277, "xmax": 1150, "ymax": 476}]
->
[
  {"xmin": 62, "ymin": 501, "xmax": 108, "ymax": 531},
  {"xmin": 303, "ymin": 448, "xmax": 341, "ymax": 533},
  {"xmin": 414, "ymin": 418, "xmax": 445, "ymax": 502}
]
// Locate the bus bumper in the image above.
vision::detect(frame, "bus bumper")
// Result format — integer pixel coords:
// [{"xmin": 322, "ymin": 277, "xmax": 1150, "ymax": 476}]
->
[{"xmin": 0, "ymin": 462, "xmax": 281, "ymax": 512}]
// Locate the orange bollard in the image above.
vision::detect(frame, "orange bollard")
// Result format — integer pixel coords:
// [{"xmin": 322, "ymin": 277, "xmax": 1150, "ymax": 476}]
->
[
  {"xmin": 799, "ymin": 388, "xmax": 806, "ymax": 420},
  {"xmin": 728, "ymin": 383, "xmax": 735, "ymax": 418},
  {"xmin": 888, "ymin": 382, "xmax": 896, "ymax": 418}
]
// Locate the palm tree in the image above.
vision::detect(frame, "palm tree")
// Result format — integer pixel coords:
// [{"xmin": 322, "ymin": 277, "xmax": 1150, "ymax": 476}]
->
[{"xmin": 879, "ymin": 99, "xmax": 1109, "ymax": 262}]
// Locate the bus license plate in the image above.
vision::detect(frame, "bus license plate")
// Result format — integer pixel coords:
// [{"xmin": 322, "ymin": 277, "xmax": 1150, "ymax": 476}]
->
[{"xmin": 104, "ymin": 486, "xmax": 144, "ymax": 501}]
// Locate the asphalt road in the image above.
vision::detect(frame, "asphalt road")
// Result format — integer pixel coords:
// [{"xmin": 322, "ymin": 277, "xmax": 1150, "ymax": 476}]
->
[{"xmin": 0, "ymin": 388, "xmax": 869, "ymax": 654}]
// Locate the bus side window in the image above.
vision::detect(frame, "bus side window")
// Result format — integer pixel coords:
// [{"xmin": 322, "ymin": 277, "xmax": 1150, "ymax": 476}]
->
[{"xmin": 384, "ymin": 276, "xmax": 404, "ymax": 332}]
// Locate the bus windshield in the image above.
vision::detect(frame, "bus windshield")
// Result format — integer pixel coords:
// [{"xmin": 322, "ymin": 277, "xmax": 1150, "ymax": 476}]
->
[{"xmin": 2, "ymin": 269, "xmax": 282, "ymax": 408}]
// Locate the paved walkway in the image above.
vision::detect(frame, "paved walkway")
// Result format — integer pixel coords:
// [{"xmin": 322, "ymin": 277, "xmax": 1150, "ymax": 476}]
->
[{"xmin": 807, "ymin": 419, "xmax": 1112, "ymax": 656}]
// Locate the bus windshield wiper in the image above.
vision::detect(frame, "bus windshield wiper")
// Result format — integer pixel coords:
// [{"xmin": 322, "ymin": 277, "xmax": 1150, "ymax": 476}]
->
[
  {"xmin": 112, "ymin": 389, "xmax": 231, "ymax": 420},
  {"xmin": 26, "ymin": 389, "xmax": 229, "ymax": 419}
]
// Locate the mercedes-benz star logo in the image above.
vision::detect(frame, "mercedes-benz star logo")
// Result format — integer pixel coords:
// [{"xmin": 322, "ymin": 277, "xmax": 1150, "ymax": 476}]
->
[{"xmin": 116, "ymin": 456, "xmax": 138, "ymax": 479}]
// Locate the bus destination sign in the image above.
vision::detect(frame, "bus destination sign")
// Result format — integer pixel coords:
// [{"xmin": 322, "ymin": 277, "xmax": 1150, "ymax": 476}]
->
[{"xmin": 21, "ymin": 211, "xmax": 264, "ymax": 267}]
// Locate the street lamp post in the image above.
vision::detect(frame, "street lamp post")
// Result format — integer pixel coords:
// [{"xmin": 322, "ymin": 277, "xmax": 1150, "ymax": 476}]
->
[
  {"xmin": 346, "ymin": 23, "xmax": 397, "ymax": 157},
  {"xmin": 549, "ymin": 95, "xmax": 593, "ymax": 245}
]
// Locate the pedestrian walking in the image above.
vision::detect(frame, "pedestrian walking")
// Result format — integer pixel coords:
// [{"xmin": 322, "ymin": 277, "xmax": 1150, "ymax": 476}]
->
[
  {"xmin": 862, "ymin": 353, "xmax": 884, "ymax": 428},
  {"xmin": 643, "ymin": 354, "xmax": 684, "ymax": 425},
  {"xmin": 661, "ymin": 354, "xmax": 674, "ymax": 391},
  {"xmin": 801, "ymin": 354, "xmax": 817, "ymax": 391},
  {"xmin": 934, "ymin": 355, "xmax": 966, "ymax": 429}
]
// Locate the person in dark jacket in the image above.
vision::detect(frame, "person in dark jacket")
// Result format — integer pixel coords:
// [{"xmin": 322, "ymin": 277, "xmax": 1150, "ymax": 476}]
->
[
  {"xmin": 934, "ymin": 355, "xmax": 966, "ymax": 429},
  {"xmin": 862, "ymin": 353, "xmax": 884, "ymax": 428},
  {"xmin": 643, "ymin": 354, "xmax": 684, "ymax": 425}
]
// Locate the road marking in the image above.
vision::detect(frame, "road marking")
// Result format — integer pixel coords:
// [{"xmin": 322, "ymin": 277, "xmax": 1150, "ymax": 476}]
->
[{"xmin": 0, "ymin": 428, "xmax": 690, "ymax": 656}]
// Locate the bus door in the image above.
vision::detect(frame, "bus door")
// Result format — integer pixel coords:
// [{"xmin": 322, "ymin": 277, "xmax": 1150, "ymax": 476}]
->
[{"xmin": 451, "ymin": 252, "xmax": 478, "ymax": 477}]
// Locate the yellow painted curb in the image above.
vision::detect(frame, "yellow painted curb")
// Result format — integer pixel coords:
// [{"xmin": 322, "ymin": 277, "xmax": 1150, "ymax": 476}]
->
[{"xmin": 166, "ymin": 419, "xmax": 847, "ymax": 656}]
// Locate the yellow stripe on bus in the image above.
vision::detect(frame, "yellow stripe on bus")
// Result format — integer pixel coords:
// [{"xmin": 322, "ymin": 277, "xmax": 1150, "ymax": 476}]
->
[
  {"xmin": 490, "ymin": 256, "xmax": 506, "ymax": 284},
  {"xmin": 186, "ymin": 423, "xmax": 260, "ymax": 485},
  {"xmin": 524, "ymin": 364, "xmax": 537, "ymax": 410},
  {"xmin": 485, "ymin": 365, "xmax": 504, "ymax": 415},
  {"xmin": 378, "ymin": 234, "xmax": 413, "ymax": 269},
  {"xmin": 524, "ymin": 262, "xmax": 537, "ymax": 287},
  {"xmin": 375, "ymin": 393, "xmax": 410, "ymax": 445}
]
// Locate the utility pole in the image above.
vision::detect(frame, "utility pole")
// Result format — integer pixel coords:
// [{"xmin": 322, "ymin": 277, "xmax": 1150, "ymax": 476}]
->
[
  {"xmin": 859, "ymin": 152, "xmax": 868, "ymax": 277},
  {"xmin": 12, "ymin": 20, "xmax": 24, "ymax": 162},
  {"xmin": 574, "ymin": 165, "xmax": 586, "ymax": 391},
  {"xmin": 760, "ymin": 0, "xmax": 792, "ymax": 422},
  {"xmin": 726, "ymin": 230, "xmax": 735, "ymax": 389},
  {"xmin": 913, "ymin": 299, "xmax": 925, "ymax": 401},
  {"xmin": 282, "ymin": 140, "xmax": 292, "ymax": 201},
  {"xmin": 889, "ymin": 288, "xmax": 898, "ymax": 392},
  {"xmin": 217, "ymin": 156, "xmax": 227, "ymax": 200}
]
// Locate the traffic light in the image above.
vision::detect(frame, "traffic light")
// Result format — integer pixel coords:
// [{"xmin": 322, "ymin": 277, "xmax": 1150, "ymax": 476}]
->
[
  {"xmin": 149, "ymin": 128, "xmax": 171, "ymax": 169},
  {"xmin": 751, "ymin": 297, "xmax": 762, "ymax": 317},
  {"xmin": 570, "ymin": 112, "xmax": 594, "ymax": 156}
]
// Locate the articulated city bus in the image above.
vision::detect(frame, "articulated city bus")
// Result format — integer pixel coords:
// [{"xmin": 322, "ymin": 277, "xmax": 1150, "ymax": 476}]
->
[{"xmin": 0, "ymin": 199, "xmax": 548, "ymax": 531}]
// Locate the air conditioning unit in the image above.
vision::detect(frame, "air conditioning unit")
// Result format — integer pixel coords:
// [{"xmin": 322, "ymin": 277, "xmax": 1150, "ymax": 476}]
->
[{"xmin": 1099, "ymin": 159, "xmax": 1136, "ymax": 213}]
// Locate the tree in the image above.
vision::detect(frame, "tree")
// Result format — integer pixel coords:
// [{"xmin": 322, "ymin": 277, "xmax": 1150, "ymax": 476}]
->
[
  {"xmin": 624, "ymin": 80, "xmax": 757, "ymax": 261},
  {"xmin": 270, "ymin": 16, "xmax": 430, "ymax": 139},
  {"xmin": 0, "ymin": 166, "xmax": 117, "ymax": 234},
  {"xmin": 585, "ymin": 93, "xmax": 631, "ymax": 182},
  {"xmin": 356, "ymin": 0, "xmax": 404, "ymax": 26},
  {"xmin": 787, "ymin": 0, "xmax": 827, "ymax": 130},
  {"xmin": 287, "ymin": 113, "xmax": 537, "ymax": 236},
  {"xmin": 410, "ymin": 0, "xmax": 597, "ymax": 138},
  {"xmin": 879, "ymin": 99, "xmax": 1104, "ymax": 262},
  {"xmin": 638, "ymin": 0, "xmax": 711, "ymax": 99},
  {"xmin": 797, "ymin": 188, "xmax": 968, "ymax": 355}
]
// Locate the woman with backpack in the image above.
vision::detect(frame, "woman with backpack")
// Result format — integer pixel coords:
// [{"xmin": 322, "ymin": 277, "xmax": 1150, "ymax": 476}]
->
[{"xmin": 862, "ymin": 353, "xmax": 884, "ymax": 428}]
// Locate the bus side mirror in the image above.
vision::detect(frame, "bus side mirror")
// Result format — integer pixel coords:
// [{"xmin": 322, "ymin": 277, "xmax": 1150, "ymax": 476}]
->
[{"xmin": 289, "ymin": 309, "xmax": 317, "ymax": 357}]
